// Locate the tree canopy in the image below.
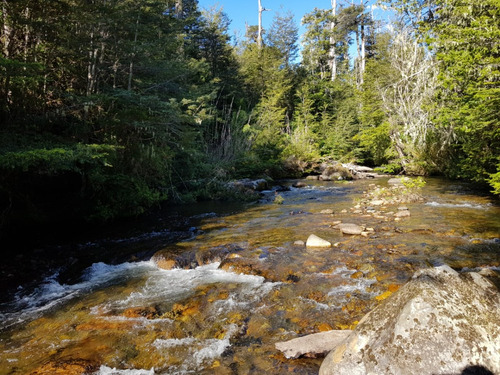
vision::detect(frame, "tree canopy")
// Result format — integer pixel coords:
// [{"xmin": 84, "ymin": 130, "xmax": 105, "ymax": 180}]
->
[{"xmin": 1, "ymin": 0, "xmax": 498, "ymax": 229}]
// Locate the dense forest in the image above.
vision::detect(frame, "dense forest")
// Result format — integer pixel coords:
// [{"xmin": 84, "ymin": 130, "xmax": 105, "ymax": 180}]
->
[{"xmin": 1, "ymin": 0, "xmax": 499, "ymax": 229}]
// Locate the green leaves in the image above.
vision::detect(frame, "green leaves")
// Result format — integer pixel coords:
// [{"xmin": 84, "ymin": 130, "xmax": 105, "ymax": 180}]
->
[
  {"xmin": 0, "ymin": 144, "xmax": 117, "ymax": 174},
  {"xmin": 430, "ymin": 0, "xmax": 500, "ymax": 187}
]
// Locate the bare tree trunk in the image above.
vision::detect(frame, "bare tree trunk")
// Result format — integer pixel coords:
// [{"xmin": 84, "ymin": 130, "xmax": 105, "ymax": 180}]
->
[
  {"xmin": 23, "ymin": 6, "xmax": 30, "ymax": 62},
  {"xmin": 175, "ymin": 0, "xmax": 183, "ymax": 18},
  {"xmin": 359, "ymin": 0, "xmax": 366, "ymax": 86},
  {"xmin": 360, "ymin": 20, "xmax": 366, "ymax": 85},
  {"xmin": 2, "ymin": 0, "xmax": 11, "ymax": 57},
  {"xmin": 128, "ymin": 13, "xmax": 140, "ymax": 91},
  {"xmin": 258, "ymin": 0, "xmax": 263, "ymax": 49},
  {"xmin": 87, "ymin": 29, "xmax": 97, "ymax": 96},
  {"xmin": 329, "ymin": 0, "xmax": 337, "ymax": 81}
]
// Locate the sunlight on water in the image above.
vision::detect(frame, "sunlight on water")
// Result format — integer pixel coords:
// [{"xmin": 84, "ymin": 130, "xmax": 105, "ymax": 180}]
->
[{"xmin": 1, "ymin": 178, "xmax": 499, "ymax": 374}]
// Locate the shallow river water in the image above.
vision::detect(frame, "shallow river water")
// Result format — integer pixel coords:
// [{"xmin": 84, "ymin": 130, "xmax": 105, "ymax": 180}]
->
[{"xmin": 1, "ymin": 177, "xmax": 499, "ymax": 374}]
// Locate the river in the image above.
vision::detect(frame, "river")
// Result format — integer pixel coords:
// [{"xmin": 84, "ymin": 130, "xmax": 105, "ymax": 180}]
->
[{"xmin": 1, "ymin": 177, "xmax": 499, "ymax": 374}]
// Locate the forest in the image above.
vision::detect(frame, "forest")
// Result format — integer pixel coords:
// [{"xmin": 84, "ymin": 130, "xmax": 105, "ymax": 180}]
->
[{"xmin": 0, "ymin": 0, "xmax": 499, "ymax": 229}]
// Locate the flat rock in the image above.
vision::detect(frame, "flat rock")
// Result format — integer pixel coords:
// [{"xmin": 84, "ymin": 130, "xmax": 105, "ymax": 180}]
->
[
  {"xmin": 320, "ymin": 209, "xmax": 334, "ymax": 214},
  {"xmin": 276, "ymin": 330, "xmax": 352, "ymax": 359},
  {"xmin": 294, "ymin": 240, "xmax": 305, "ymax": 246},
  {"xmin": 338, "ymin": 223, "xmax": 364, "ymax": 235},
  {"xmin": 306, "ymin": 234, "xmax": 332, "ymax": 248},
  {"xmin": 320, "ymin": 265, "xmax": 500, "ymax": 375},
  {"xmin": 394, "ymin": 210, "xmax": 411, "ymax": 218}
]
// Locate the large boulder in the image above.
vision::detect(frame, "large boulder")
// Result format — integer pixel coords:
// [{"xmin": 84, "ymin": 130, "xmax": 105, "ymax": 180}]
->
[
  {"xmin": 319, "ymin": 265, "xmax": 500, "ymax": 375},
  {"xmin": 228, "ymin": 178, "xmax": 269, "ymax": 192}
]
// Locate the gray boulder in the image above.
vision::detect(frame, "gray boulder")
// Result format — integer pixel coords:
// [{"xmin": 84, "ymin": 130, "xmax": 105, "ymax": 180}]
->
[{"xmin": 319, "ymin": 265, "xmax": 500, "ymax": 375}]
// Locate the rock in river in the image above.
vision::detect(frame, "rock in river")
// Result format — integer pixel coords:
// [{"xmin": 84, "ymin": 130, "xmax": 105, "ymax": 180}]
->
[
  {"xmin": 306, "ymin": 234, "xmax": 332, "ymax": 248},
  {"xmin": 319, "ymin": 265, "xmax": 500, "ymax": 375},
  {"xmin": 337, "ymin": 223, "xmax": 364, "ymax": 235},
  {"xmin": 276, "ymin": 330, "xmax": 352, "ymax": 359}
]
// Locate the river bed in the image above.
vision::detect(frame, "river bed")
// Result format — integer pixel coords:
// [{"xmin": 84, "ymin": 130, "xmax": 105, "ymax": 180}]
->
[{"xmin": 1, "ymin": 177, "xmax": 499, "ymax": 374}]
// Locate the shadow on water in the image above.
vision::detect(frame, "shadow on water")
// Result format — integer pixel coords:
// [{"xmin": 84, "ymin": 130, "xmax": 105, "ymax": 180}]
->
[
  {"xmin": 439, "ymin": 365, "xmax": 496, "ymax": 375},
  {"xmin": 462, "ymin": 366, "xmax": 495, "ymax": 375}
]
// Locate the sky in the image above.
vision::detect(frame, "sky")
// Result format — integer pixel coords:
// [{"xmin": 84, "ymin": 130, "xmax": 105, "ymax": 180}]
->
[{"xmin": 197, "ymin": 0, "xmax": 395, "ymax": 45}]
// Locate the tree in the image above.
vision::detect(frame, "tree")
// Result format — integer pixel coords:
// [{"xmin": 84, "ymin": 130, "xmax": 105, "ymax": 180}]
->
[
  {"xmin": 379, "ymin": 27, "xmax": 438, "ymax": 174},
  {"xmin": 266, "ymin": 8, "xmax": 299, "ymax": 68},
  {"xmin": 429, "ymin": 0, "xmax": 500, "ymax": 187}
]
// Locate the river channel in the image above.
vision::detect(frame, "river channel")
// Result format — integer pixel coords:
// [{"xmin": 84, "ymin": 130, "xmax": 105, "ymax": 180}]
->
[{"xmin": 1, "ymin": 177, "xmax": 499, "ymax": 374}]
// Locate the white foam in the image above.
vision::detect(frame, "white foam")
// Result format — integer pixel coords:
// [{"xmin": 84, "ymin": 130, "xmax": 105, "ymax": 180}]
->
[
  {"xmin": 425, "ymin": 201, "xmax": 489, "ymax": 209},
  {"xmin": 95, "ymin": 366, "xmax": 154, "ymax": 375},
  {"xmin": 1, "ymin": 261, "xmax": 156, "ymax": 329},
  {"xmin": 154, "ymin": 324, "xmax": 238, "ymax": 370},
  {"xmin": 326, "ymin": 266, "xmax": 377, "ymax": 307},
  {"xmin": 109, "ymin": 262, "xmax": 275, "ymax": 311}
]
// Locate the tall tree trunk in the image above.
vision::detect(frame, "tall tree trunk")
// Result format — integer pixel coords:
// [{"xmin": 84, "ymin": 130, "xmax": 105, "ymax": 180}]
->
[
  {"xmin": 23, "ymin": 6, "xmax": 30, "ymax": 63},
  {"xmin": 258, "ymin": 0, "xmax": 263, "ymax": 49},
  {"xmin": 87, "ymin": 30, "xmax": 96, "ymax": 96},
  {"xmin": 1, "ymin": 0, "xmax": 11, "ymax": 58},
  {"xmin": 360, "ymin": 1, "xmax": 366, "ymax": 86},
  {"xmin": 329, "ymin": 0, "xmax": 337, "ymax": 81},
  {"xmin": 175, "ymin": 0, "xmax": 183, "ymax": 19},
  {"xmin": 128, "ymin": 13, "xmax": 140, "ymax": 91}
]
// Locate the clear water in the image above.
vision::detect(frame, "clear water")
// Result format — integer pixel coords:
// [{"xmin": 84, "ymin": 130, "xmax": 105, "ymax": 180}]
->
[{"xmin": 1, "ymin": 178, "xmax": 499, "ymax": 374}]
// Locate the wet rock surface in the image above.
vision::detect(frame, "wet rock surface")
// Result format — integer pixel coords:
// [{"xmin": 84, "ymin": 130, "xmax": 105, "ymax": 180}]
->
[
  {"xmin": 336, "ymin": 223, "xmax": 364, "ymax": 235},
  {"xmin": 276, "ymin": 330, "xmax": 352, "ymax": 359},
  {"xmin": 320, "ymin": 265, "xmax": 500, "ymax": 375}
]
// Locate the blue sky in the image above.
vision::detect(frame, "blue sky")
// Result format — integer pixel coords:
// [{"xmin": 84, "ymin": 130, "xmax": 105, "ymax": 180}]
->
[{"xmin": 197, "ymin": 0, "xmax": 394, "ymax": 44}]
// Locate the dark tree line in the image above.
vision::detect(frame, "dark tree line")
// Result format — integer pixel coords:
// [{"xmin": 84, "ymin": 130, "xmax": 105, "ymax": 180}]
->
[{"xmin": 1, "ymin": 0, "xmax": 498, "ymax": 229}]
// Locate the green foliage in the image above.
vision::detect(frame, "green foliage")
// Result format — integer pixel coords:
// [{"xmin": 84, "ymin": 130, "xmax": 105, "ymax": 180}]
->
[
  {"xmin": 374, "ymin": 163, "xmax": 402, "ymax": 175},
  {"xmin": 2, "ymin": 0, "xmax": 499, "ymax": 228},
  {"xmin": 400, "ymin": 176, "xmax": 426, "ymax": 200},
  {"xmin": 427, "ymin": 0, "xmax": 500, "ymax": 192},
  {"xmin": 273, "ymin": 194, "xmax": 284, "ymax": 205},
  {"xmin": 0, "ymin": 144, "xmax": 116, "ymax": 174},
  {"xmin": 488, "ymin": 166, "xmax": 500, "ymax": 195}
]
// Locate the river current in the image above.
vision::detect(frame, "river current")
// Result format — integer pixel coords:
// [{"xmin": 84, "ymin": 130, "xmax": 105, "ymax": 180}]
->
[{"xmin": 1, "ymin": 177, "xmax": 499, "ymax": 374}]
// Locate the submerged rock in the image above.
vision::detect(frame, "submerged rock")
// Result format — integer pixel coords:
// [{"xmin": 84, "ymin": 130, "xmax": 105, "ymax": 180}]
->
[
  {"xmin": 293, "ymin": 181, "xmax": 307, "ymax": 188},
  {"xmin": 394, "ymin": 209, "xmax": 411, "ymax": 218},
  {"xmin": 29, "ymin": 359, "xmax": 99, "ymax": 375},
  {"xmin": 306, "ymin": 234, "xmax": 332, "ymax": 248},
  {"xmin": 337, "ymin": 223, "xmax": 364, "ymax": 235},
  {"xmin": 319, "ymin": 265, "xmax": 500, "ymax": 375},
  {"xmin": 276, "ymin": 330, "xmax": 352, "ymax": 359}
]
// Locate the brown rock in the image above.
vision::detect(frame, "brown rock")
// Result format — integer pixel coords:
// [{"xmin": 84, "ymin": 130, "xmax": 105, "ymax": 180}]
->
[
  {"xmin": 29, "ymin": 360, "xmax": 99, "ymax": 375},
  {"xmin": 122, "ymin": 306, "xmax": 160, "ymax": 319}
]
